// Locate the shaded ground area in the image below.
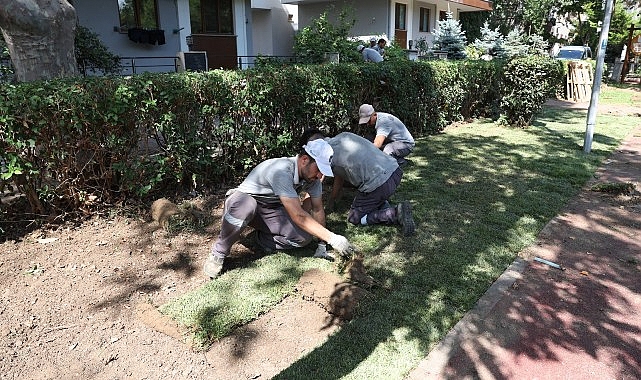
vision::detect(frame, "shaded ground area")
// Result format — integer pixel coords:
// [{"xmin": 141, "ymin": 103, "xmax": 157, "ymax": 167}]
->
[
  {"xmin": 1, "ymin": 95, "xmax": 640, "ymax": 379},
  {"xmin": 410, "ymin": 114, "xmax": 641, "ymax": 379}
]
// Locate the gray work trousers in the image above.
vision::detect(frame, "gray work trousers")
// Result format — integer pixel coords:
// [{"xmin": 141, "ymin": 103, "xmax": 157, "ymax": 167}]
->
[
  {"xmin": 347, "ymin": 167, "xmax": 403, "ymax": 226},
  {"xmin": 211, "ymin": 191, "xmax": 312, "ymax": 259},
  {"xmin": 383, "ymin": 141, "xmax": 413, "ymax": 162}
]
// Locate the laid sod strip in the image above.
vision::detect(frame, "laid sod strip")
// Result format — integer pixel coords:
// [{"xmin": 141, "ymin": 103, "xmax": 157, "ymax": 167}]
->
[
  {"xmin": 161, "ymin": 101, "xmax": 638, "ymax": 377},
  {"xmin": 159, "ymin": 253, "xmax": 333, "ymax": 350}
]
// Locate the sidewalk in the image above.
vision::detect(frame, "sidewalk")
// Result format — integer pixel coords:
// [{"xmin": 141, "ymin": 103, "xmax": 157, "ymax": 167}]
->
[{"xmin": 408, "ymin": 125, "xmax": 641, "ymax": 379}]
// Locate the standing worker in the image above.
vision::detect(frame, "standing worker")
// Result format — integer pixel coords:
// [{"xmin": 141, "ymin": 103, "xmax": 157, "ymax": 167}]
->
[
  {"xmin": 358, "ymin": 104, "xmax": 415, "ymax": 165},
  {"xmin": 203, "ymin": 139, "xmax": 356, "ymax": 279}
]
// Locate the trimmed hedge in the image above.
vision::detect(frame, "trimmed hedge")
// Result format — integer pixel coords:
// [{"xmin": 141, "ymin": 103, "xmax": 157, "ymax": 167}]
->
[{"xmin": 0, "ymin": 57, "xmax": 564, "ymax": 216}]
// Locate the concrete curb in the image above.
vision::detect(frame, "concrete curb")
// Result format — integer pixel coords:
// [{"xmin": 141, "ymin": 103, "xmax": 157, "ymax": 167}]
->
[{"xmin": 406, "ymin": 257, "xmax": 528, "ymax": 379}]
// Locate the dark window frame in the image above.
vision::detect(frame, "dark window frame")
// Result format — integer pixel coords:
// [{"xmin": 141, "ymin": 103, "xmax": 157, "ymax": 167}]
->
[
  {"xmin": 419, "ymin": 7, "xmax": 430, "ymax": 32},
  {"xmin": 192, "ymin": 0, "xmax": 234, "ymax": 35},
  {"xmin": 118, "ymin": 0, "xmax": 160, "ymax": 30},
  {"xmin": 395, "ymin": 3, "xmax": 407, "ymax": 30}
]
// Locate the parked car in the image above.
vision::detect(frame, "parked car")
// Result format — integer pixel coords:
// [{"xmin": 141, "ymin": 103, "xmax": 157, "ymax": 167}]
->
[{"xmin": 555, "ymin": 46, "xmax": 593, "ymax": 60}]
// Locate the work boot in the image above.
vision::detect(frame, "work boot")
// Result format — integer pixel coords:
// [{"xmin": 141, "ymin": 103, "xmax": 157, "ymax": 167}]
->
[
  {"xmin": 397, "ymin": 201, "xmax": 415, "ymax": 236},
  {"xmin": 203, "ymin": 255, "xmax": 224, "ymax": 279}
]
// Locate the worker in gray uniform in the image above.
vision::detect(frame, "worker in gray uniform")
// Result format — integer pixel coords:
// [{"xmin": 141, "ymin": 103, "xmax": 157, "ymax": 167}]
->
[
  {"xmin": 358, "ymin": 103, "xmax": 415, "ymax": 165},
  {"xmin": 301, "ymin": 130, "xmax": 415, "ymax": 237},
  {"xmin": 204, "ymin": 139, "xmax": 355, "ymax": 279}
]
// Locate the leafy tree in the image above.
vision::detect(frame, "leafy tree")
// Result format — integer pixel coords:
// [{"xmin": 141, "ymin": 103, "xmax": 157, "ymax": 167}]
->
[
  {"xmin": 75, "ymin": 25, "xmax": 122, "ymax": 75},
  {"xmin": 571, "ymin": 1, "xmax": 633, "ymax": 62},
  {"xmin": 293, "ymin": 7, "xmax": 359, "ymax": 64},
  {"xmin": 489, "ymin": 0, "xmax": 558, "ymax": 36},
  {"xmin": 459, "ymin": 11, "xmax": 490, "ymax": 43},
  {"xmin": 433, "ymin": 11, "xmax": 467, "ymax": 59},
  {"xmin": 488, "ymin": 0, "xmax": 639, "ymax": 64}
]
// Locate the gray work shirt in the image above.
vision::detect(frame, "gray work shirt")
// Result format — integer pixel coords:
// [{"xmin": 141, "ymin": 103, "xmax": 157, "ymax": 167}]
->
[
  {"xmin": 362, "ymin": 47, "xmax": 383, "ymax": 63},
  {"xmin": 327, "ymin": 132, "xmax": 398, "ymax": 193},
  {"xmin": 235, "ymin": 156, "xmax": 322, "ymax": 205},
  {"xmin": 375, "ymin": 112, "xmax": 415, "ymax": 148}
]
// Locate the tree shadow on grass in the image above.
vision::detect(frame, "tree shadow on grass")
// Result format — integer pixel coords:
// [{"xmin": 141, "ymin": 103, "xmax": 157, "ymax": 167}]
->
[{"xmin": 271, "ymin": 111, "xmax": 641, "ymax": 379}]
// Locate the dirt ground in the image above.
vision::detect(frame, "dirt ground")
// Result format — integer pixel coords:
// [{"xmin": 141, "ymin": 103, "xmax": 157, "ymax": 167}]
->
[{"xmin": 1, "ymin": 92, "xmax": 640, "ymax": 380}]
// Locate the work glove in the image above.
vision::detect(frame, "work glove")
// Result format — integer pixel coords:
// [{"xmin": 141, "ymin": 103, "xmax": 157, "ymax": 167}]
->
[
  {"xmin": 328, "ymin": 233, "xmax": 356, "ymax": 258},
  {"xmin": 313, "ymin": 242, "xmax": 334, "ymax": 261}
]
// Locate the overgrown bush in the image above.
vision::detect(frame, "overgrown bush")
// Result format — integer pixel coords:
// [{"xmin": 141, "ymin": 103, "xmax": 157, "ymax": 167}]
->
[
  {"xmin": 0, "ymin": 44, "xmax": 12, "ymax": 83},
  {"xmin": 293, "ymin": 8, "xmax": 360, "ymax": 64}
]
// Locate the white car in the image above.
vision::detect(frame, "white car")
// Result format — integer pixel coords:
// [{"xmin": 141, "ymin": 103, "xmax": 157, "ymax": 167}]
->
[{"xmin": 555, "ymin": 46, "xmax": 593, "ymax": 60}]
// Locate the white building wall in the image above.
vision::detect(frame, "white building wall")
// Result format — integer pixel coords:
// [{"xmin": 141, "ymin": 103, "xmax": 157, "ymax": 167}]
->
[
  {"xmin": 252, "ymin": 10, "xmax": 275, "ymax": 55},
  {"xmin": 72, "ymin": 0, "xmax": 346, "ymax": 72},
  {"xmin": 74, "ymin": 0, "xmax": 183, "ymax": 73},
  {"xmin": 411, "ymin": 0, "xmax": 437, "ymax": 46},
  {"xmin": 297, "ymin": 0, "xmax": 389, "ymax": 39},
  {"xmin": 250, "ymin": 0, "xmax": 295, "ymax": 57}
]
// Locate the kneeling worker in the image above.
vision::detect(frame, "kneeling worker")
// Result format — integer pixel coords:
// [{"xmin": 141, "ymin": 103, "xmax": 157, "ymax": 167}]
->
[
  {"xmin": 204, "ymin": 139, "xmax": 355, "ymax": 279},
  {"xmin": 358, "ymin": 104, "xmax": 415, "ymax": 165}
]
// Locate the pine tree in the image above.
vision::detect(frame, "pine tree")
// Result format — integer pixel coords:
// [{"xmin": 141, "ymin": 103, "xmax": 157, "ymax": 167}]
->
[
  {"xmin": 527, "ymin": 34, "xmax": 549, "ymax": 56},
  {"xmin": 472, "ymin": 21, "xmax": 506, "ymax": 58},
  {"xmin": 433, "ymin": 11, "xmax": 467, "ymax": 60},
  {"xmin": 503, "ymin": 29, "xmax": 529, "ymax": 58}
]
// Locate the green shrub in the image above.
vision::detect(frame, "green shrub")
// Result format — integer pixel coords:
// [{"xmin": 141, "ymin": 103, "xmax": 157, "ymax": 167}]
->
[
  {"xmin": 0, "ymin": 45, "xmax": 13, "ymax": 83},
  {"xmin": 499, "ymin": 56, "xmax": 564, "ymax": 127},
  {"xmin": 293, "ymin": 8, "xmax": 359, "ymax": 64},
  {"xmin": 0, "ymin": 58, "xmax": 563, "ymax": 217},
  {"xmin": 75, "ymin": 25, "xmax": 122, "ymax": 75}
]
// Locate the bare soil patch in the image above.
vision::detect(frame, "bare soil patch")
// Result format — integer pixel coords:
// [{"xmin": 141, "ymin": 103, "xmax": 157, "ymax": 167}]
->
[{"xmin": 0, "ymin": 189, "xmax": 371, "ymax": 379}]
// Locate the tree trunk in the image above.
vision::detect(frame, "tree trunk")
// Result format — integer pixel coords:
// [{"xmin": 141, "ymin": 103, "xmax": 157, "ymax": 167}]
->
[{"xmin": 0, "ymin": 0, "xmax": 78, "ymax": 82}]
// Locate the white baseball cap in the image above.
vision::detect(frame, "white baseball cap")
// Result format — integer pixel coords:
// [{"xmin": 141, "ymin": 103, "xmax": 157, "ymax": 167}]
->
[
  {"xmin": 304, "ymin": 139, "xmax": 334, "ymax": 177},
  {"xmin": 358, "ymin": 104, "xmax": 375, "ymax": 124}
]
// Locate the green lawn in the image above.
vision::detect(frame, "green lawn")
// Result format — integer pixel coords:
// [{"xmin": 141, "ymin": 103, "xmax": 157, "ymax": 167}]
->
[{"xmin": 160, "ymin": 86, "xmax": 639, "ymax": 379}]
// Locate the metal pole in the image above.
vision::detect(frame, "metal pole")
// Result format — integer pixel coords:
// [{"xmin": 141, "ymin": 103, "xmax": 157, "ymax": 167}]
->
[{"xmin": 583, "ymin": 0, "xmax": 615, "ymax": 153}]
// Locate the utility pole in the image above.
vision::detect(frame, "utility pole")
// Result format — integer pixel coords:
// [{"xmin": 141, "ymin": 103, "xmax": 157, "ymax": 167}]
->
[{"xmin": 583, "ymin": 0, "xmax": 615, "ymax": 153}]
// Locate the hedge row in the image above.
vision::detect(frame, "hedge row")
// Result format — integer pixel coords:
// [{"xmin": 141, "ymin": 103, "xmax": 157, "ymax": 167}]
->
[{"xmin": 0, "ymin": 56, "xmax": 564, "ymax": 216}]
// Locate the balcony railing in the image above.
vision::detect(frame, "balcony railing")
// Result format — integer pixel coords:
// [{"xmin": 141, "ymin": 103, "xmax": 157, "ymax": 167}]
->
[
  {"xmin": 77, "ymin": 55, "xmax": 302, "ymax": 76},
  {"xmin": 1, "ymin": 55, "xmax": 304, "ymax": 82}
]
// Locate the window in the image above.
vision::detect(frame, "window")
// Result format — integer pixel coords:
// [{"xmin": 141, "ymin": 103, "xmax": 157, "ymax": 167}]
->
[
  {"xmin": 439, "ymin": 11, "xmax": 447, "ymax": 21},
  {"xmin": 419, "ymin": 8, "xmax": 430, "ymax": 32},
  {"xmin": 395, "ymin": 3, "xmax": 407, "ymax": 30},
  {"xmin": 190, "ymin": 0, "xmax": 234, "ymax": 34},
  {"xmin": 118, "ymin": 0, "xmax": 159, "ymax": 30}
]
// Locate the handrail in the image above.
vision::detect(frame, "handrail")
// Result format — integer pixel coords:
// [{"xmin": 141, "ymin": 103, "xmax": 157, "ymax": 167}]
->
[{"xmin": 9, "ymin": 54, "xmax": 305, "ymax": 78}]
